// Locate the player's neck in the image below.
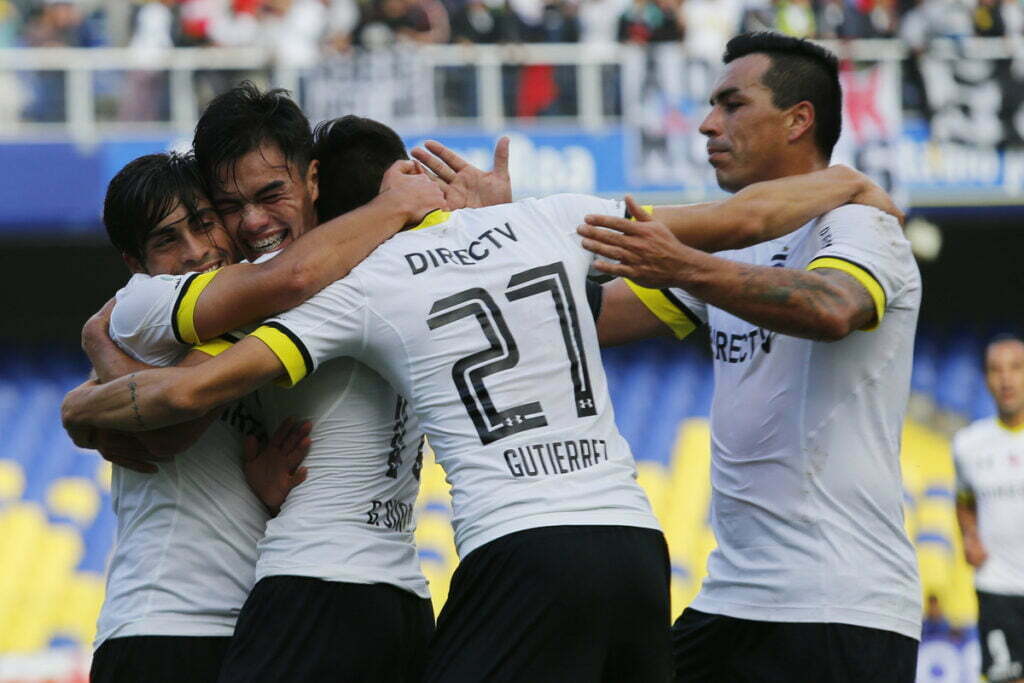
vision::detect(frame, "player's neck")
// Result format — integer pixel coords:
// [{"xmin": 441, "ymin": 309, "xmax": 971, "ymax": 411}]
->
[{"xmin": 997, "ymin": 410, "xmax": 1024, "ymax": 432}]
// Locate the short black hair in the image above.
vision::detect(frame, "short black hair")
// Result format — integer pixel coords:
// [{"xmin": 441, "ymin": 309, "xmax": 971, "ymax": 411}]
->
[
  {"xmin": 724, "ymin": 32, "xmax": 842, "ymax": 160},
  {"xmin": 312, "ymin": 115, "xmax": 408, "ymax": 223},
  {"xmin": 103, "ymin": 152, "xmax": 207, "ymax": 263},
  {"xmin": 193, "ymin": 81, "xmax": 313, "ymax": 192},
  {"xmin": 986, "ymin": 333, "xmax": 1024, "ymax": 363}
]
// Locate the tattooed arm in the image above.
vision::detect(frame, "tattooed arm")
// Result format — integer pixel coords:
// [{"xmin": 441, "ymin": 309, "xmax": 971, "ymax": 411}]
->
[
  {"xmin": 678, "ymin": 251, "xmax": 876, "ymax": 341},
  {"xmin": 62, "ymin": 336, "xmax": 285, "ymax": 432}
]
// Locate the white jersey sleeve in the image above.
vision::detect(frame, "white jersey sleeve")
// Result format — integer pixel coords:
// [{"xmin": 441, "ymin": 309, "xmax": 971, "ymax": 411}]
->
[
  {"xmin": 804, "ymin": 205, "xmax": 914, "ymax": 330},
  {"xmin": 109, "ymin": 273, "xmax": 193, "ymax": 365}
]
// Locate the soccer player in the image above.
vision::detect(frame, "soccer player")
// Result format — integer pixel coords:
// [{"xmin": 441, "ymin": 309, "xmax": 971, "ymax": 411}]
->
[
  {"xmin": 83, "ymin": 152, "xmax": 313, "ymax": 683},
  {"xmin": 63, "ymin": 111, "xmax": 902, "ymax": 681},
  {"xmin": 578, "ymin": 32, "xmax": 922, "ymax": 681},
  {"xmin": 954, "ymin": 335, "xmax": 1024, "ymax": 683},
  {"xmin": 74, "ymin": 95, "xmax": 445, "ymax": 682}
]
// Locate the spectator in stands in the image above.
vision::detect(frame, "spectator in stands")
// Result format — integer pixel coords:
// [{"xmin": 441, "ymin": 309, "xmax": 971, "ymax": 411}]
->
[
  {"xmin": 20, "ymin": 0, "xmax": 100, "ymax": 121},
  {"xmin": 579, "ymin": 0, "xmax": 629, "ymax": 44},
  {"xmin": 616, "ymin": 0, "xmax": 682, "ymax": 43},
  {"xmin": 259, "ymin": 0, "xmax": 327, "ymax": 67},
  {"xmin": 681, "ymin": 0, "xmax": 741, "ymax": 61},
  {"xmin": 953, "ymin": 335, "xmax": 1024, "ymax": 683},
  {"xmin": 773, "ymin": 0, "xmax": 815, "ymax": 37},
  {"xmin": 974, "ymin": 0, "xmax": 1006, "ymax": 36},
  {"xmin": 119, "ymin": 0, "xmax": 177, "ymax": 122},
  {"xmin": 450, "ymin": 0, "xmax": 504, "ymax": 42},
  {"xmin": 354, "ymin": 0, "xmax": 447, "ymax": 47}
]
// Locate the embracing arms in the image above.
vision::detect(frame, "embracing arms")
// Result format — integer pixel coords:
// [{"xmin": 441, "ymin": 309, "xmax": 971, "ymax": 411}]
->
[{"xmin": 186, "ymin": 162, "xmax": 443, "ymax": 344}]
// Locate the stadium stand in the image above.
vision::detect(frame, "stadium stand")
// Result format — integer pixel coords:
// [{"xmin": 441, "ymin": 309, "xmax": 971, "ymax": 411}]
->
[{"xmin": 0, "ymin": 333, "xmax": 986, "ymax": 653}]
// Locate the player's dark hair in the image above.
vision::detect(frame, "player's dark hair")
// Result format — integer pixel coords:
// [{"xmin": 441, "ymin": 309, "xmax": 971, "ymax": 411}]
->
[
  {"xmin": 724, "ymin": 32, "xmax": 842, "ymax": 160},
  {"xmin": 312, "ymin": 115, "xmax": 409, "ymax": 223},
  {"xmin": 193, "ymin": 81, "xmax": 313, "ymax": 192},
  {"xmin": 985, "ymin": 333, "xmax": 1024, "ymax": 366},
  {"xmin": 103, "ymin": 152, "xmax": 207, "ymax": 262}
]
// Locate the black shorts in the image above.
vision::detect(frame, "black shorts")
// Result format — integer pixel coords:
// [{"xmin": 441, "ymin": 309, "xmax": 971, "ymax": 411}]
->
[
  {"xmin": 422, "ymin": 525, "xmax": 671, "ymax": 683},
  {"xmin": 671, "ymin": 608, "xmax": 918, "ymax": 683},
  {"xmin": 90, "ymin": 635, "xmax": 231, "ymax": 683},
  {"xmin": 977, "ymin": 590, "xmax": 1024, "ymax": 683},
  {"xmin": 217, "ymin": 576, "xmax": 434, "ymax": 683}
]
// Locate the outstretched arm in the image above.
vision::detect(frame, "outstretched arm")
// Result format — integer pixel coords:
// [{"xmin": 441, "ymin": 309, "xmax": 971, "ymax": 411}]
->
[
  {"xmin": 79, "ymin": 301, "xmax": 222, "ymax": 459},
  {"xmin": 184, "ymin": 162, "xmax": 443, "ymax": 344},
  {"xmin": 62, "ymin": 336, "xmax": 284, "ymax": 433},
  {"xmin": 956, "ymin": 496, "xmax": 988, "ymax": 568}
]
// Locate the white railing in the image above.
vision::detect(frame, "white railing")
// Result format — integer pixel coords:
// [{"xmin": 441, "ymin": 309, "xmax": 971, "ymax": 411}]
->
[{"xmin": 0, "ymin": 38, "xmax": 1013, "ymax": 143}]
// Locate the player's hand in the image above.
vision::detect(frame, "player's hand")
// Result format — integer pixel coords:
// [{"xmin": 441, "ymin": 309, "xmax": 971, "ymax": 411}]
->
[
  {"xmin": 964, "ymin": 534, "xmax": 989, "ymax": 568},
  {"xmin": 846, "ymin": 169, "xmax": 904, "ymax": 226},
  {"xmin": 243, "ymin": 417, "xmax": 311, "ymax": 516},
  {"xmin": 578, "ymin": 196, "xmax": 693, "ymax": 288},
  {"xmin": 410, "ymin": 137, "xmax": 512, "ymax": 210},
  {"xmin": 91, "ymin": 429, "xmax": 166, "ymax": 474},
  {"xmin": 81, "ymin": 297, "xmax": 116, "ymax": 361},
  {"xmin": 379, "ymin": 160, "xmax": 447, "ymax": 226}
]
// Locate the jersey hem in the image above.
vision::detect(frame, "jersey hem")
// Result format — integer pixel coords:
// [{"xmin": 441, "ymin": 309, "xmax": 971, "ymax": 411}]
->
[
  {"xmin": 94, "ymin": 616, "xmax": 237, "ymax": 651},
  {"xmin": 456, "ymin": 509, "xmax": 661, "ymax": 559},
  {"xmin": 253, "ymin": 564, "xmax": 430, "ymax": 599},
  {"xmin": 689, "ymin": 595, "xmax": 922, "ymax": 642}
]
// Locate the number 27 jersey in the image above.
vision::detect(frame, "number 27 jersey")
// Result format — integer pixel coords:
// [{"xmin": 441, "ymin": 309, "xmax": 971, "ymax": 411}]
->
[{"xmin": 256, "ymin": 194, "xmax": 660, "ymax": 557}]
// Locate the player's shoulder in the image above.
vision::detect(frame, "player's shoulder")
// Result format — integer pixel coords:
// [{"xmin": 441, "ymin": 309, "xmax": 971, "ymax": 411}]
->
[
  {"xmin": 954, "ymin": 417, "xmax": 1002, "ymax": 453},
  {"xmin": 111, "ymin": 272, "xmax": 188, "ymax": 329},
  {"xmin": 816, "ymin": 204, "xmax": 902, "ymax": 234}
]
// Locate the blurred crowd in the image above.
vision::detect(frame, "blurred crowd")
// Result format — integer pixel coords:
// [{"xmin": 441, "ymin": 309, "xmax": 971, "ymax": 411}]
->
[
  {"xmin": 1, "ymin": 0, "xmax": 1022, "ymax": 56},
  {"xmin": 2, "ymin": 0, "xmax": 1022, "ymax": 123}
]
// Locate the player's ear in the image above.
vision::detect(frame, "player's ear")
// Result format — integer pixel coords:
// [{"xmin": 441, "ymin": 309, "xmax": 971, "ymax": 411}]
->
[
  {"xmin": 122, "ymin": 251, "xmax": 146, "ymax": 275},
  {"xmin": 306, "ymin": 159, "xmax": 320, "ymax": 204},
  {"xmin": 785, "ymin": 101, "xmax": 815, "ymax": 146}
]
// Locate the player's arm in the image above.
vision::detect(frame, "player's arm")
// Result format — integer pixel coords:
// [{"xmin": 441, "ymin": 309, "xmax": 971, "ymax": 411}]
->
[
  {"xmin": 79, "ymin": 302, "xmax": 223, "ymax": 458},
  {"xmin": 643, "ymin": 165, "xmax": 901, "ymax": 252},
  {"xmin": 62, "ymin": 335, "xmax": 285, "ymax": 433},
  {"xmin": 182, "ymin": 162, "xmax": 443, "ymax": 344},
  {"xmin": 954, "ymin": 452, "xmax": 988, "ymax": 568},
  {"xmin": 594, "ymin": 279, "xmax": 676, "ymax": 347},
  {"xmin": 584, "ymin": 200, "xmax": 881, "ymax": 342},
  {"xmin": 411, "ymin": 140, "xmax": 900, "ymax": 248}
]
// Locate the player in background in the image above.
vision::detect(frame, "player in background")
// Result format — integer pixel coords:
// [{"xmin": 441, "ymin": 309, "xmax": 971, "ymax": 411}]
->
[
  {"xmin": 954, "ymin": 335, "xmax": 1024, "ymax": 683},
  {"xmin": 63, "ymin": 113, "xmax": 902, "ymax": 682},
  {"xmin": 575, "ymin": 32, "xmax": 921, "ymax": 681},
  {"xmin": 81, "ymin": 152, "xmax": 312, "ymax": 683}
]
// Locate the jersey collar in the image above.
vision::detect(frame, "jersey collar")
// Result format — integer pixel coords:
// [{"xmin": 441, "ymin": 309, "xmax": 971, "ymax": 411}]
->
[
  {"xmin": 997, "ymin": 417, "xmax": 1024, "ymax": 433},
  {"xmin": 409, "ymin": 209, "xmax": 451, "ymax": 232}
]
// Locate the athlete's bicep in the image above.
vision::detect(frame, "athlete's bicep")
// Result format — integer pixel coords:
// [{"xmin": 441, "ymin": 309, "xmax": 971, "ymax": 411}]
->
[
  {"xmin": 596, "ymin": 279, "xmax": 676, "ymax": 347},
  {"xmin": 808, "ymin": 266, "xmax": 881, "ymax": 332}
]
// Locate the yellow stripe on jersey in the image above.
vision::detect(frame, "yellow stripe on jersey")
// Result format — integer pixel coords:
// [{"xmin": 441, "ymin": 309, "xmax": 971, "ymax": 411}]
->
[
  {"xmin": 409, "ymin": 209, "xmax": 452, "ymax": 232},
  {"xmin": 250, "ymin": 324, "xmax": 313, "ymax": 387},
  {"xmin": 623, "ymin": 279, "xmax": 698, "ymax": 340},
  {"xmin": 806, "ymin": 257, "xmax": 886, "ymax": 331},
  {"xmin": 193, "ymin": 337, "xmax": 234, "ymax": 358},
  {"xmin": 626, "ymin": 205, "xmax": 655, "ymax": 220},
  {"xmin": 172, "ymin": 269, "xmax": 221, "ymax": 345}
]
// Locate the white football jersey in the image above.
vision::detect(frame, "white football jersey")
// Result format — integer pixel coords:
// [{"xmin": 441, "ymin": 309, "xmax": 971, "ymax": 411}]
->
[
  {"xmin": 95, "ymin": 272, "xmax": 269, "ymax": 649},
  {"xmin": 242, "ymin": 355, "xmax": 430, "ymax": 598},
  {"xmin": 256, "ymin": 196, "xmax": 660, "ymax": 558},
  {"xmin": 954, "ymin": 418, "xmax": 1024, "ymax": 595},
  {"xmin": 630, "ymin": 204, "xmax": 923, "ymax": 640}
]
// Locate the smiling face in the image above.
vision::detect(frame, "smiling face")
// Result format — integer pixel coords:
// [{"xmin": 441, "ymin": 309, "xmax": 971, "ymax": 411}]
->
[
  {"xmin": 986, "ymin": 339, "xmax": 1024, "ymax": 421},
  {"xmin": 699, "ymin": 54, "xmax": 804, "ymax": 193},
  {"xmin": 210, "ymin": 142, "xmax": 319, "ymax": 260},
  {"xmin": 129, "ymin": 198, "xmax": 237, "ymax": 276}
]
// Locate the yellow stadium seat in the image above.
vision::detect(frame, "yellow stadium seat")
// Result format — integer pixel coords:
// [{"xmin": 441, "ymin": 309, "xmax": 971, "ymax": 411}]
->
[
  {"xmin": 46, "ymin": 477, "xmax": 100, "ymax": 526},
  {"xmin": 0, "ymin": 459, "xmax": 25, "ymax": 503}
]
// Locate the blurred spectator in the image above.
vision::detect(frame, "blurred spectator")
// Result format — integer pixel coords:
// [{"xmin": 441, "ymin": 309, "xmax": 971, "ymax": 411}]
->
[
  {"xmin": 774, "ymin": 0, "xmax": 815, "ymax": 37},
  {"xmin": 579, "ymin": 0, "xmax": 629, "ymax": 44},
  {"xmin": 21, "ymin": 0, "xmax": 105, "ymax": 121},
  {"xmin": 259, "ymin": 0, "xmax": 327, "ymax": 67},
  {"xmin": 325, "ymin": 0, "xmax": 360, "ymax": 50},
  {"xmin": 119, "ymin": 0, "xmax": 177, "ymax": 121},
  {"xmin": 819, "ymin": 0, "xmax": 898, "ymax": 37},
  {"xmin": 682, "ymin": 0, "xmax": 740, "ymax": 60},
  {"xmin": 921, "ymin": 594, "xmax": 953, "ymax": 639},
  {"xmin": 973, "ymin": 0, "xmax": 1005, "ymax": 36},
  {"xmin": 617, "ymin": 0, "xmax": 682, "ymax": 43},
  {"xmin": 450, "ymin": 0, "xmax": 504, "ymax": 42},
  {"xmin": 355, "ymin": 0, "xmax": 448, "ymax": 47}
]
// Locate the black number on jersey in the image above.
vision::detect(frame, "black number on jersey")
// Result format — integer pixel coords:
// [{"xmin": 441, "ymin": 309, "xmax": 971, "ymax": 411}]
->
[
  {"xmin": 427, "ymin": 261, "xmax": 596, "ymax": 445},
  {"xmin": 428, "ymin": 287, "xmax": 547, "ymax": 444},
  {"xmin": 386, "ymin": 396, "xmax": 410, "ymax": 479},
  {"xmin": 507, "ymin": 262, "xmax": 597, "ymax": 418}
]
